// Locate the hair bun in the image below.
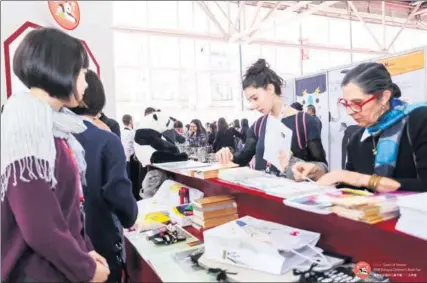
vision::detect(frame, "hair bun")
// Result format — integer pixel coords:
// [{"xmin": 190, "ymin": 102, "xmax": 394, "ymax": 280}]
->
[
  {"xmin": 246, "ymin": 58, "xmax": 269, "ymax": 76},
  {"xmin": 391, "ymin": 82, "xmax": 401, "ymax": 98}
]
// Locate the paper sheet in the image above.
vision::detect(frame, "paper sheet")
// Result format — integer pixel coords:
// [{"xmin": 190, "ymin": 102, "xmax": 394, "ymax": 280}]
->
[{"xmin": 263, "ymin": 116, "xmax": 293, "ymax": 171}]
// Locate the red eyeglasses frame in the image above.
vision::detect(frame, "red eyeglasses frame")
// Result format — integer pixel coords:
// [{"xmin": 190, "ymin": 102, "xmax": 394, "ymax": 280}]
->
[{"xmin": 337, "ymin": 92, "xmax": 382, "ymax": 113}]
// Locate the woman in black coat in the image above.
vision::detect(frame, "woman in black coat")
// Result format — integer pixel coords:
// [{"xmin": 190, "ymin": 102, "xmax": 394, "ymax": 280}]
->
[
  {"xmin": 293, "ymin": 63, "xmax": 427, "ymax": 193},
  {"xmin": 213, "ymin": 118, "xmax": 243, "ymax": 153}
]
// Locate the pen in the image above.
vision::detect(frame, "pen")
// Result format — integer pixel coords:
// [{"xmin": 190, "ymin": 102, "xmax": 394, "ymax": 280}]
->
[{"xmin": 304, "ymin": 176, "xmax": 317, "ymax": 184}]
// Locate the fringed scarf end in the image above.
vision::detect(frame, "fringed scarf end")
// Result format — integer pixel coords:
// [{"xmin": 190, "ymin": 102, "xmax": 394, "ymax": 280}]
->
[{"xmin": 1, "ymin": 158, "xmax": 57, "ymax": 202}]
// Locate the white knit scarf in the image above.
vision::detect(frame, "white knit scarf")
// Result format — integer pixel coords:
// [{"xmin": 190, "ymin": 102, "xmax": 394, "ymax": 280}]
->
[{"xmin": 1, "ymin": 92, "xmax": 87, "ymax": 201}]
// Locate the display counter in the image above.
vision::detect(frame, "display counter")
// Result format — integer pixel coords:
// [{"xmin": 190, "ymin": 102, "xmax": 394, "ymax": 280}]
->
[{"xmin": 125, "ymin": 166, "xmax": 427, "ymax": 282}]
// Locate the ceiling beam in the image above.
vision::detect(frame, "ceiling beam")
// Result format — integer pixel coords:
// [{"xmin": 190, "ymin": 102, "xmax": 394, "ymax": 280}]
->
[
  {"xmin": 348, "ymin": 1, "xmax": 384, "ymax": 51},
  {"xmin": 229, "ymin": 1, "xmax": 282, "ymax": 42},
  {"xmin": 245, "ymin": 1, "xmax": 281, "ymax": 39},
  {"xmin": 413, "ymin": 8, "xmax": 427, "ymax": 16},
  {"xmin": 247, "ymin": 0, "xmax": 338, "ymax": 44},
  {"xmin": 113, "ymin": 25, "xmax": 389, "ymax": 55},
  {"xmin": 249, "ymin": 1, "xmax": 265, "ymax": 31},
  {"xmin": 213, "ymin": 1, "xmax": 237, "ymax": 34},
  {"xmin": 196, "ymin": 1, "xmax": 228, "ymax": 38},
  {"xmin": 237, "ymin": 1, "xmax": 426, "ymax": 30},
  {"xmin": 233, "ymin": 0, "xmax": 246, "ymax": 34},
  {"xmin": 387, "ymin": 2, "xmax": 423, "ymax": 51}
]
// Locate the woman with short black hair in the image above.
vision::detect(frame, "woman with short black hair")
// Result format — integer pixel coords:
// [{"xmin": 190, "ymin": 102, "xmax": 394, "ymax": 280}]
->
[
  {"xmin": 1, "ymin": 28, "xmax": 109, "ymax": 282},
  {"xmin": 293, "ymin": 62, "xmax": 427, "ymax": 193},
  {"xmin": 71, "ymin": 70, "xmax": 140, "ymax": 282}
]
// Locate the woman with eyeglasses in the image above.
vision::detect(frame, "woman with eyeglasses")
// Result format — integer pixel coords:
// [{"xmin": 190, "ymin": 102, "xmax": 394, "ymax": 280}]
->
[{"xmin": 293, "ymin": 62, "xmax": 427, "ymax": 193}]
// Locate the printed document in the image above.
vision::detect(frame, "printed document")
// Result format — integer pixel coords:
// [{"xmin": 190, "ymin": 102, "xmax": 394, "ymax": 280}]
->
[{"xmin": 263, "ymin": 115, "xmax": 293, "ymax": 170}]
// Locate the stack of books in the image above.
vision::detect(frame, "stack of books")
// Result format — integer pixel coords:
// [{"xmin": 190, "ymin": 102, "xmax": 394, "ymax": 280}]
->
[
  {"xmin": 330, "ymin": 193, "xmax": 404, "ymax": 224},
  {"xmin": 191, "ymin": 195, "xmax": 238, "ymax": 230},
  {"xmin": 188, "ymin": 163, "xmax": 239, "ymax": 180},
  {"xmin": 395, "ymin": 192, "xmax": 427, "ymax": 240}
]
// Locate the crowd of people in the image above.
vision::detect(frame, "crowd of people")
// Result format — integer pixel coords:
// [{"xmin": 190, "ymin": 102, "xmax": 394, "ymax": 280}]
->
[{"xmin": 1, "ymin": 27, "xmax": 426, "ymax": 283}]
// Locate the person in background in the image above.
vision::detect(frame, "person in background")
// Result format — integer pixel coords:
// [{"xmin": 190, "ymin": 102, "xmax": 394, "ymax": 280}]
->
[
  {"xmin": 208, "ymin": 123, "xmax": 217, "ymax": 145},
  {"xmin": 307, "ymin": 104, "xmax": 322, "ymax": 132},
  {"xmin": 121, "ymin": 114, "xmax": 134, "ymax": 162},
  {"xmin": 71, "ymin": 70, "xmax": 147, "ymax": 282},
  {"xmin": 205, "ymin": 122, "xmax": 211, "ymax": 134},
  {"xmin": 99, "ymin": 112, "xmax": 121, "ymax": 138},
  {"xmin": 163, "ymin": 126, "xmax": 186, "ymax": 144},
  {"xmin": 122, "ymin": 114, "xmax": 134, "ymax": 131},
  {"xmin": 233, "ymin": 119, "xmax": 241, "ymax": 130},
  {"xmin": 184, "ymin": 124, "xmax": 190, "ymax": 135},
  {"xmin": 213, "ymin": 117, "xmax": 244, "ymax": 153},
  {"xmin": 1, "ymin": 28, "xmax": 109, "ymax": 282},
  {"xmin": 216, "ymin": 59, "xmax": 327, "ymax": 177},
  {"xmin": 240, "ymin": 118, "xmax": 250, "ymax": 145},
  {"xmin": 174, "ymin": 120, "xmax": 185, "ymax": 135},
  {"xmin": 156, "ymin": 115, "xmax": 185, "ymax": 144},
  {"xmin": 121, "ymin": 114, "xmax": 140, "ymax": 201},
  {"xmin": 188, "ymin": 119, "xmax": 208, "ymax": 147},
  {"xmin": 290, "ymin": 102, "xmax": 303, "ymax": 111},
  {"xmin": 293, "ymin": 62, "xmax": 427, "ymax": 193}
]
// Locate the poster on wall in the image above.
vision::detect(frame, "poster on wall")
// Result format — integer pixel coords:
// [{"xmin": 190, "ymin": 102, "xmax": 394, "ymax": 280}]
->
[
  {"xmin": 378, "ymin": 50, "xmax": 426, "ymax": 103},
  {"xmin": 295, "ymin": 73, "xmax": 329, "ymax": 161},
  {"xmin": 327, "ymin": 67, "xmax": 359, "ymax": 171},
  {"xmin": 4, "ymin": 21, "xmax": 100, "ymax": 98}
]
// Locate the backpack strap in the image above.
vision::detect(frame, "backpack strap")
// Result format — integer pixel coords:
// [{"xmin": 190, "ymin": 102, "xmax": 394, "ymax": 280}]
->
[
  {"xmin": 302, "ymin": 112, "xmax": 308, "ymax": 145},
  {"xmin": 254, "ymin": 115, "xmax": 267, "ymax": 138},
  {"xmin": 295, "ymin": 112, "xmax": 308, "ymax": 150}
]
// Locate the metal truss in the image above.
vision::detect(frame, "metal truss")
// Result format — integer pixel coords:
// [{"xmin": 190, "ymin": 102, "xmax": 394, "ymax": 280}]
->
[
  {"xmin": 200, "ymin": 1, "xmax": 426, "ymax": 52},
  {"xmin": 114, "ymin": 1, "xmax": 427, "ymax": 55}
]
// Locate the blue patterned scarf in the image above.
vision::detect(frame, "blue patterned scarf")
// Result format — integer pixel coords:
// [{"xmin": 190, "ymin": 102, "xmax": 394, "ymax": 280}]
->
[{"xmin": 361, "ymin": 99, "xmax": 427, "ymax": 177}]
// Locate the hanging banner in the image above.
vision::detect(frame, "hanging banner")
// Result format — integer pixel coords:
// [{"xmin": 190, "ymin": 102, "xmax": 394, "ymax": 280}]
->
[
  {"xmin": 295, "ymin": 73, "xmax": 329, "ymax": 162},
  {"xmin": 378, "ymin": 50, "xmax": 424, "ymax": 76},
  {"xmin": 48, "ymin": 1, "xmax": 81, "ymax": 31},
  {"xmin": 377, "ymin": 50, "xmax": 426, "ymax": 103}
]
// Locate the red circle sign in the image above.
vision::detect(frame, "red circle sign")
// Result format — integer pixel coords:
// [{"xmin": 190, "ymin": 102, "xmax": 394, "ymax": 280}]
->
[
  {"xmin": 48, "ymin": 1, "xmax": 80, "ymax": 31},
  {"xmin": 353, "ymin": 261, "xmax": 372, "ymax": 279}
]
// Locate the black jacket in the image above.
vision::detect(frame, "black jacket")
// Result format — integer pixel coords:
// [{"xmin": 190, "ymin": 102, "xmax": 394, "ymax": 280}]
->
[
  {"xmin": 213, "ymin": 128, "xmax": 243, "ymax": 152},
  {"xmin": 233, "ymin": 113, "xmax": 327, "ymax": 173},
  {"xmin": 74, "ymin": 121, "xmax": 138, "ymax": 281},
  {"xmin": 346, "ymin": 107, "xmax": 427, "ymax": 192},
  {"xmin": 99, "ymin": 113, "xmax": 121, "ymax": 138}
]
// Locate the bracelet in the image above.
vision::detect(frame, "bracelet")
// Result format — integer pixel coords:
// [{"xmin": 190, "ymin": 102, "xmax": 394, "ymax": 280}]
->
[
  {"xmin": 373, "ymin": 176, "xmax": 382, "ymax": 191},
  {"xmin": 368, "ymin": 174, "xmax": 382, "ymax": 191}
]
